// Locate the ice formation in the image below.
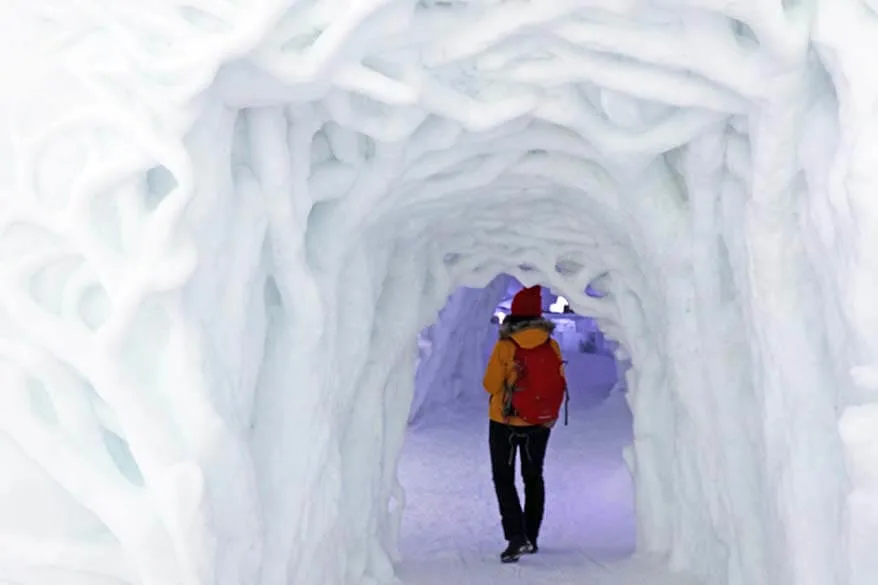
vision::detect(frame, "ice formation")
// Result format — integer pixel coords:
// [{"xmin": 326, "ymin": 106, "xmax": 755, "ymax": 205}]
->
[
  {"xmin": 408, "ymin": 275, "xmax": 508, "ymax": 423},
  {"xmin": 2, "ymin": 1, "xmax": 878, "ymax": 585}
]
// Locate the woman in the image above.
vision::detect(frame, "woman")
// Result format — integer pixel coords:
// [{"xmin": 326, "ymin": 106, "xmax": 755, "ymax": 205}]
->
[{"xmin": 482, "ymin": 286, "xmax": 566, "ymax": 562}]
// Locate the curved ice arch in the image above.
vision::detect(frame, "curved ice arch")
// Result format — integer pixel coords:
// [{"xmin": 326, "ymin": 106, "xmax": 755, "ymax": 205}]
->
[{"xmin": 2, "ymin": 2, "xmax": 878, "ymax": 585}]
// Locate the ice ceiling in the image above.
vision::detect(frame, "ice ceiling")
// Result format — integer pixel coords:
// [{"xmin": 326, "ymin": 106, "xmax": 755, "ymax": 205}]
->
[{"xmin": 3, "ymin": 1, "xmax": 878, "ymax": 585}]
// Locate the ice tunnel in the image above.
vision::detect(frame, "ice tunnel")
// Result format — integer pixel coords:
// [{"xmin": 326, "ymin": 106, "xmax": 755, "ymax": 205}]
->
[{"xmin": 3, "ymin": 2, "xmax": 878, "ymax": 585}]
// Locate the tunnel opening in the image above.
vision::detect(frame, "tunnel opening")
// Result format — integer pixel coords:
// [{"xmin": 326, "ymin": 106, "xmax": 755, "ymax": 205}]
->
[
  {"xmin": 407, "ymin": 276, "xmax": 625, "ymax": 426},
  {"xmin": 397, "ymin": 276, "xmax": 639, "ymax": 583},
  {"xmin": 216, "ymin": 114, "xmax": 687, "ymax": 582}
]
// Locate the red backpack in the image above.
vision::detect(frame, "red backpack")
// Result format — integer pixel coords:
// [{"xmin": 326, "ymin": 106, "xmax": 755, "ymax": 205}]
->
[{"xmin": 503, "ymin": 339, "xmax": 568, "ymax": 425}]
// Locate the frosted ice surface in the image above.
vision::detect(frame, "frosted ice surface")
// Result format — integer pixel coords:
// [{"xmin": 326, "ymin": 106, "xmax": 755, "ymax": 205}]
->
[{"xmin": 2, "ymin": 1, "xmax": 878, "ymax": 585}]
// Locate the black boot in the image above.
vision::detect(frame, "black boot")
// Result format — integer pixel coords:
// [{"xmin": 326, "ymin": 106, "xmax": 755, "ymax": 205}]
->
[{"xmin": 500, "ymin": 539, "xmax": 531, "ymax": 563}]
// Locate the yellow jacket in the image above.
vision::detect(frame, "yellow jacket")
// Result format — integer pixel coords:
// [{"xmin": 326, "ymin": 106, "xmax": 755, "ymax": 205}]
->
[{"xmin": 482, "ymin": 319, "xmax": 565, "ymax": 426}]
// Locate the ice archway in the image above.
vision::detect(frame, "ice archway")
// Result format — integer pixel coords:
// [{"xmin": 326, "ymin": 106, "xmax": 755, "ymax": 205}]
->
[{"xmin": 4, "ymin": 2, "xmax": 878, "ymax": 585}]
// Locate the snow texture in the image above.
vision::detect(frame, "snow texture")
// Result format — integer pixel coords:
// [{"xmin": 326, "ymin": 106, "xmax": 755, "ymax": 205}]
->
[{"xmin": 1, "ymin": 1, "xmax": 878, "ymax": 585}]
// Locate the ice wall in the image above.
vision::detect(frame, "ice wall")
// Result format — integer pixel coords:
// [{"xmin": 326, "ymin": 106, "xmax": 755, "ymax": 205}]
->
[
  {"xmin": 408, "ymin": 274, "xmax": 508, "ymax": 423},
  {"xmin": 3, "ymin": 2, "xmax": 878, "ymax": 585}
]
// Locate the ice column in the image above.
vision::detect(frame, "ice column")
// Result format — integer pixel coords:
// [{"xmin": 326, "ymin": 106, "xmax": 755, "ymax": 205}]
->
[{"xmin": 813, "ymin": 4, "xmax": 878, "ymax": 585}]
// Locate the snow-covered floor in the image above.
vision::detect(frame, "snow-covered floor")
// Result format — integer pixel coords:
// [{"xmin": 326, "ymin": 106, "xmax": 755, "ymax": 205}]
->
[{"xmin": 397, "ymin": 355, "xmax": 701, "ymax": 585}]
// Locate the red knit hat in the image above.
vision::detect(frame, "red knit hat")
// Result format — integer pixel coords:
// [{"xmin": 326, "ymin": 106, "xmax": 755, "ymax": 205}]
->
[{"xmin": 510, "ymin": 286, "xmax": 542, "ymax": 318}]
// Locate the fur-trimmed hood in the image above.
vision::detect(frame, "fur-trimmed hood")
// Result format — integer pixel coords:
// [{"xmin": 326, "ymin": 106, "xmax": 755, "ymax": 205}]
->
[{"xmin": 499, "ymin": 317, "xmax": 555, "ymax": 340}]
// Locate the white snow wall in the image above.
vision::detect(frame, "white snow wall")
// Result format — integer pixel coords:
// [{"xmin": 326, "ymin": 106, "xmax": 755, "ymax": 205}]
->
[{"xmin": 3, "ymin": 2, "xmax": 878, "ymax": 585}]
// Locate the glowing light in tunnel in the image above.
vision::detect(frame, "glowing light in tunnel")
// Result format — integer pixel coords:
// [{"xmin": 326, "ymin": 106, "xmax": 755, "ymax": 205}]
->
[{"xmin": 550, "ymin": 295, "xmax": 569, "ymax": 313}]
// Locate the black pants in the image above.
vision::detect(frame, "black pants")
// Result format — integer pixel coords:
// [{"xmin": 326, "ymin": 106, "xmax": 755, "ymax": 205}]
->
[{"xmin": 489, "ymin": 420, "xmax": 551, "ymax": 544}]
